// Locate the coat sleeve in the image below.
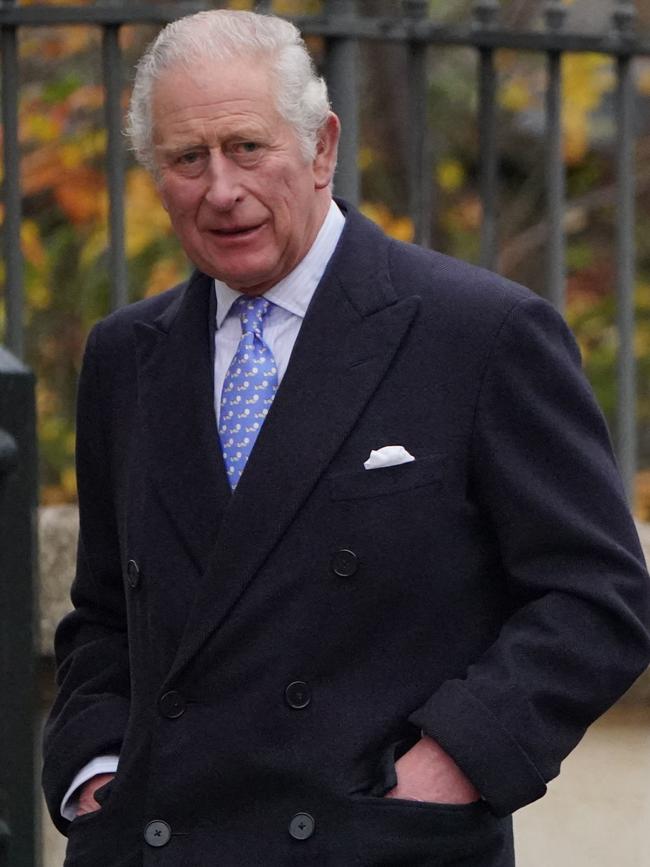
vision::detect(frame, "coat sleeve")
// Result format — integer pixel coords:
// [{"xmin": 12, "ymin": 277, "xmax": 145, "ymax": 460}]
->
[
  {"xmin": 409, "ymin": 295, "xmax": 650, "ymax": 817},
  {"xmin": 42, "ymin": 324, "xmax": 131, "ymax": 833}
]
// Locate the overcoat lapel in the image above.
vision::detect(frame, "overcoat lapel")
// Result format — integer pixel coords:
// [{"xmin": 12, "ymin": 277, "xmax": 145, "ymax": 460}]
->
[
  {"xmin": 165, "ymin": 208, "xmax": 421, "ymax": 684},
  {"xmin": 133, "ymin": 271, "xmax": 231, "ymax": 573}
]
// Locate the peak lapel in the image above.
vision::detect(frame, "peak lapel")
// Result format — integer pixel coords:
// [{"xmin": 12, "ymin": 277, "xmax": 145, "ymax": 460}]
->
[
  {"xmin": 133, "ymin": 272, "xmax": 231, "ymax": 572},
  {"xmin": 166, "ymin": 208, "xmax": 421, "ymax": 683}
]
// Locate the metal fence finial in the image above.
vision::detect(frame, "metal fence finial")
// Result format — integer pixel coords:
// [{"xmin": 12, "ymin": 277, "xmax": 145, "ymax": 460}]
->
[
  {"xmin": 544, "ymin": 0, "xmax": 567, "ymax": 32},
  {"xmin": 612, "ymin": 0, "xmax": 637, "ymax": 37},
  {"xmin": 402, "ymin": 0, "xmax": 428, "ymax": 18},
  {"xmin": 325, "ymin": 0, "xmax": 357, "ymax": 17},
  {"xmin": 0, "ymin": 429, "xmax": 18, "ymax": 479},
  {"xmin": 472, "ymin": 0, "xmax": 500, "ymax": 30}
]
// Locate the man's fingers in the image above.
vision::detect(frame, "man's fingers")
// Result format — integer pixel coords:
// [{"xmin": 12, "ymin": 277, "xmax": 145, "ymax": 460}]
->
[
  {"xmin": 74, "ymin": 773, "xmax": 116, "ymax": 817},
  {"xmin": 385, "ymin": 736, "xmax": 480, "ymax": 805}
]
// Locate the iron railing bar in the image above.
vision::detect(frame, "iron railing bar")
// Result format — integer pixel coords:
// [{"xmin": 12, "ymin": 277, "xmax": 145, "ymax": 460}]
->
[
  {"xmin": 0, "ymin": 4, "xmax": 212, "ymax": 27},
  {"xmin": 478, "ymin": 46, "xmax": 498, "ymax": 271},
  {"xmin": 1, "ymin": 8, "xmax": 650, "ymax": 56},
  {"xmin": 615, "ymin": 51, "xmax": 637, "ymax": 503},
  {"xmin": 454, "ymin": 30, "xmax": 645, "ymax": 56},
  {"xmin": 1, "ymin": 21, "xmax": 24, "ymax": 359},
  {"xmin": 545, "ymin": 49, "xmax": 566, "ymax": 313},
  {"xmin": 325, "ymin": 0, "xmax": 360, "ymax": 205},
  {"xmin": 102, "ymin": 24, "xmax": 128, "ymax": 311},
  {"xmin": 405, "ymin": 1, "xmax": 432, "ymax": 248},
  {"xmin": 289, "ymin": 23, "xmax": 650, "ymax": 57}
]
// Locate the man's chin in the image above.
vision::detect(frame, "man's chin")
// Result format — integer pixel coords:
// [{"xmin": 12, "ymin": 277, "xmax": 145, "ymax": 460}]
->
[{"xmin": 200, "ymin": 261, "xmax": 281, "ymax": 296}]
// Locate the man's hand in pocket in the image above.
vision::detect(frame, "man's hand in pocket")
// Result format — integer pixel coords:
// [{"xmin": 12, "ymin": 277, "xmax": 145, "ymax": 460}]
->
[
  {"xmin": 385, "ymin": 735, "xmax": 480, "ymax": 804},
  {"xmin": 74, "ymin": 773, "xmax": 115, "ymax": 818}
]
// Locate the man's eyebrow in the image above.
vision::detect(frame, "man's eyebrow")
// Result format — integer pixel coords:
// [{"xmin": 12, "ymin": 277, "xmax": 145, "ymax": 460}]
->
[
  {"xmin": 222, "ymin": 126, "xmax": 267, "ymax": 142},
  {"xmin": 155, "ymin": 142, "xmax": 206, "ymax": 157}
]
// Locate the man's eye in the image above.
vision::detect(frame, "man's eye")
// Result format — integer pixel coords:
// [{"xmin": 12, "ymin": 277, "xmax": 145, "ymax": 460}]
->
[
  {"xmin": 172, "ymin": 150, "xmax": 207, "ymax": 175},
  {"xmin": 230, "ymin": 141, "xmax": 263, "ymax": 161},
  {"xmin": 178, "ymin": 151, "xmax": 202, "ymax": 165}
]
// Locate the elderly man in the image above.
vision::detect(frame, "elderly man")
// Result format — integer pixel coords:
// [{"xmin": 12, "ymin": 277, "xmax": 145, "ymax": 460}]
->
[{"xmin": 43, "ymin": 9, "xmax": 650, "ymax": 867}]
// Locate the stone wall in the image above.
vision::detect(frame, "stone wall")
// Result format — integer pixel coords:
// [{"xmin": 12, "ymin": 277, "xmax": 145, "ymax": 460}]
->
[{"xmin": 39, "ymin": 505, "xmax": 78, "ymax": 658}]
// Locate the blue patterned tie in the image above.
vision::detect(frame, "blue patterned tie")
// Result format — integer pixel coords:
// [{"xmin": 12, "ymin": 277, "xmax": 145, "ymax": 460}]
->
[{"xmin": 218, "ymin": 295, "xmax": 279, "ymax": 489}]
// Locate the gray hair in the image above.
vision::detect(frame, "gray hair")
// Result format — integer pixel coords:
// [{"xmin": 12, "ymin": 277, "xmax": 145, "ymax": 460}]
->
[{"xmin": 126, "ymin": 9, "xmax": 331, "ymax": 172}]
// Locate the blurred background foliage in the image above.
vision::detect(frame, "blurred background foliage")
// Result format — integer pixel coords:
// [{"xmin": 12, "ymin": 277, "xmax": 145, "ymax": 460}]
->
[{"xmin": 2, "ymin": 0, "xmax": 650, "ymax": 513}]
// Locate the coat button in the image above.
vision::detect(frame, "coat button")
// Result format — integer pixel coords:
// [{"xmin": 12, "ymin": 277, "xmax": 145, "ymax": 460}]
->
[
  {"xmin": 285, "ymin": 681, "xmax": 311, "ymax": 709},
  {"xmin": 331, "ymin": 548, "xmax": 358, "ymax": 577},
  {"xmin": 144, "ymin": 820, "xmax": 171, "ymax": 847},
  {"xmin": 126, "ymin": 559, "xmax": 141, "ymax": 590},
  {"xmin": 289, "ymin": 812, "xmax": 315, "ymax": 840},
  {"xmin": 159, "ymin": 690, "xmax": 186, "ymax": 719}
]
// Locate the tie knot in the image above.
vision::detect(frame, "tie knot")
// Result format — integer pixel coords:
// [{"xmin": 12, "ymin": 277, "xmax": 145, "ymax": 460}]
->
[{"xmin": 234, "ymin": 295, "xmax": 272, "ymax": 338}]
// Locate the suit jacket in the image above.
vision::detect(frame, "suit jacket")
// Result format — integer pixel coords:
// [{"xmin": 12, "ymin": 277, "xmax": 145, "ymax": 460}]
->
[{"xmin": 43, "ymin": 202, "xmax": 650, "ymax": 867}]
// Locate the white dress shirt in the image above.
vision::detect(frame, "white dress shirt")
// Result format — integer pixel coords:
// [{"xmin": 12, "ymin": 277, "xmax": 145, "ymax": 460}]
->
[
  {"xmin": 213, "ymin": 198, "xmax": 345, "ymax": 413},
  {"xmin": 60, "ymin": 200, "xmax": 345, "ymax": 820}
]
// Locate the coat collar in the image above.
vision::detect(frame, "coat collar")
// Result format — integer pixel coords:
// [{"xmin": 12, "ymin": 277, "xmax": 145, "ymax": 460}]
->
[{"xmin": 154, "ymin": 202, "xmax": 421, "ymax": 683}]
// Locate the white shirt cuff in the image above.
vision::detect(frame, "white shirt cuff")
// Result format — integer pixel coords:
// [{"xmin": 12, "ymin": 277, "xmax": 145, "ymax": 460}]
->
[{"xmin": 60, "ymin": 754, "xmax": 120, "ymax": 820}]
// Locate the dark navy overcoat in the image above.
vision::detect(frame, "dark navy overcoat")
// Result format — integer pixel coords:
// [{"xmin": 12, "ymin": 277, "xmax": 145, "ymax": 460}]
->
[{"xmin": 43, "ymin": 202, "xmax": 650, "ymax": 866}]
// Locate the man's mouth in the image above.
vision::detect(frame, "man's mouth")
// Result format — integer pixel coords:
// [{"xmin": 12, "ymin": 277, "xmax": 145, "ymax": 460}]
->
[{"xmin": 211, "ymin": 223, "xmax": 264, "ymax": 237}]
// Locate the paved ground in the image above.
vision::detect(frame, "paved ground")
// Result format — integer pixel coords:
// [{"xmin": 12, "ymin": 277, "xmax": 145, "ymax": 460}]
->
[{"xmin": 515, "ymin": 700, "xmax": 650, "ymax": 866}]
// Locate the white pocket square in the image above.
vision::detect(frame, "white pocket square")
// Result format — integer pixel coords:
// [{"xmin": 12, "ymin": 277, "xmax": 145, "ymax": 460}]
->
[{"xmin": 363, "ymin": 445, "xmax": 415, "ymax": 470}]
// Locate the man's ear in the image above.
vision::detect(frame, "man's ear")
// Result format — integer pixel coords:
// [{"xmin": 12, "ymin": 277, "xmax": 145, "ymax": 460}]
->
[
  {"xmin": 154, "ymin": 173, "xmax": 170, "ymax": 213},
  {"xmin": 313, "ymin": 112, "xmax": 340, "ymax": 190}
]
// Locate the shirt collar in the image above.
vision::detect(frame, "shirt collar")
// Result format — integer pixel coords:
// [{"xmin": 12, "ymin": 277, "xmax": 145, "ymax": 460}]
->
[{"xmin": 214, "ymin": 199, "xmax": 345, "ymax": 329}]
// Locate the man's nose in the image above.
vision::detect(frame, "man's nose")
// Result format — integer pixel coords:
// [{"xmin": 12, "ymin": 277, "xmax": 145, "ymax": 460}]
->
[{"xmin": 204, "ymin": 151, "xmax": 242, "ymax": 211}]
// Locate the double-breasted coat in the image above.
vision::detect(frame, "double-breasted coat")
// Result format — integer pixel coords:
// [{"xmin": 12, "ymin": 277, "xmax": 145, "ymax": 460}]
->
[{"xmin": 43, "ymin": 202, "xmax": 650, "ymax": 866}]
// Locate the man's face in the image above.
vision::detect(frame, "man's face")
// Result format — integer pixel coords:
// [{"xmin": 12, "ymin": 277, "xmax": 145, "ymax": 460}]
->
[{"xmin": 152, "ymin": 57, "xmax": 339, "ymax": 295}]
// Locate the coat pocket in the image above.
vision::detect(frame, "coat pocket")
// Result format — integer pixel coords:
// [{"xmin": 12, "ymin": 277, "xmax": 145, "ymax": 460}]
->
[
  {"xmin": 349, "ymin": 796, "xmax": 513, "ymax": 866},
  {"xmin": 347, "ymin": 735, "xmax": 513, "ymax": 866},
  {"xmin": 329, "ymin": 454, "xmax": 445, "ymax": 501}
]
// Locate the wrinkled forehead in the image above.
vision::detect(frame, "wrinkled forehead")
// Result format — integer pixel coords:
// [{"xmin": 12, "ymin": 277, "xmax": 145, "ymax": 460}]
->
[
  {"xmin": 153, "ymin": 54, "xmax": 283, "ymax": 128},
  {"xmin": 151, "ymin": 56, "xmax": 287, "ymax": 138},
  {"xmin": 152, "ymin": 50, "xmax": 279, "ymax": 103}
]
